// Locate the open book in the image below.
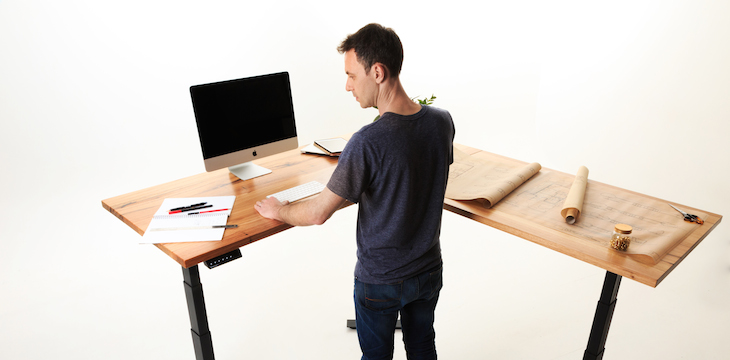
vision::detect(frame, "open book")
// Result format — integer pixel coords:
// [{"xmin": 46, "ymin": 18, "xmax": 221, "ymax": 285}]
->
[{"xmin": 301, "ymin": 137, "xmax": 349, "ymax": 157}]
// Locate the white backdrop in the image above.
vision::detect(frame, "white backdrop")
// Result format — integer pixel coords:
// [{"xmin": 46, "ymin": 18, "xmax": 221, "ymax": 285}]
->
[{"xmin": 1, "ymin": 1, "xmax": 728, "ymax": 359}]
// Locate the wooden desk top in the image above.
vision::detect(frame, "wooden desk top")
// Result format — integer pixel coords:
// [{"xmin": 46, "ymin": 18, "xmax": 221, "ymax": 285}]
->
[
  {"xmin": 102, "ymin": 143, "xmax": 721, "ymax": 287},
  {"xmin": 445, "ymin": 144, "xmax": 722, "ymax": 287},
  {"xmin": 102, "ymin": 147, "xmax": 343, "ymax": 268}
]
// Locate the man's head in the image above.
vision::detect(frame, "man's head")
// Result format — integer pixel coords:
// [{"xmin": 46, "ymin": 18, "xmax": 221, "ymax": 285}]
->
[
  {"xmin": 337, "ymin": 23, "xmax": 404, "ymax": 80},
  {"xmin": 338, "ymin": 24, "xmax": 404, "ymax": 108}
]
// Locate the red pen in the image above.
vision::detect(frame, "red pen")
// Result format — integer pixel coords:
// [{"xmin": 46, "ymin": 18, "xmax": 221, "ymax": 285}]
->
[{"xmin": 187, "ymin": 208, "xmax": 229, "ymax": 215}]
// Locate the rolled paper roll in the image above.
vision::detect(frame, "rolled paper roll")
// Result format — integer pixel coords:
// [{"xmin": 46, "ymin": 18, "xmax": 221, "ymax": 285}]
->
[
  {"xmin": 561, "ymin": 166, "xmax": 589, "ymax": 224},
  {"xmin": 564, "ymin": 208, "xmax": 579, "ymax": 225}
]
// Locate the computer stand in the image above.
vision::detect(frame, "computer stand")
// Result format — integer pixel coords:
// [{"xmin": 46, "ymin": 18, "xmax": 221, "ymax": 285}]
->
[{"xmin": 228, "ymin": 162, "xmax": 271, "ymax": 181}]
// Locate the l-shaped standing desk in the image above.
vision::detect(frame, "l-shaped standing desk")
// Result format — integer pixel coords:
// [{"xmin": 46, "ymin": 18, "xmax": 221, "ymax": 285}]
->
[{"xmin": 102, "ymin": 143, "xmax": 721, "ymax": 360}]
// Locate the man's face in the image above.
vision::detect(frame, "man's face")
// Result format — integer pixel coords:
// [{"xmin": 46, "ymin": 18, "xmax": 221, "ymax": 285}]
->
[{"xmin": 344, "ymin": 49, "xmax": 377, "ymax": 108}]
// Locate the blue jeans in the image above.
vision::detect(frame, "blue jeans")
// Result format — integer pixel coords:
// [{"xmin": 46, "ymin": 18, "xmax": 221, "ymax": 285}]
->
[{"xmin": 354, "ymin": 264, "xmax": 443, "ymax": 360}]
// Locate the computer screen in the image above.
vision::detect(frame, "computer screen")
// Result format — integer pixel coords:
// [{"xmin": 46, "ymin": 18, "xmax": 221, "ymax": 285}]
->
[{"xmin": 190, "ymin": 72, "xmax": 298, "ymax": 180}]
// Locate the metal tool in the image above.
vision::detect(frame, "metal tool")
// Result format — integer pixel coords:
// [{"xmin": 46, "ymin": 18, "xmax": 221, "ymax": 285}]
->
[{"xmin": 668, "ymin": 204, "xmax": 704, "ymax": 225}]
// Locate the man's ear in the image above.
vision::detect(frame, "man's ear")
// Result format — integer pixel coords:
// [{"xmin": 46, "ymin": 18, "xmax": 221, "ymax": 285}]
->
[{"xmin": 372, "ymin": 63, "xmax": 387, "ymax": 84}]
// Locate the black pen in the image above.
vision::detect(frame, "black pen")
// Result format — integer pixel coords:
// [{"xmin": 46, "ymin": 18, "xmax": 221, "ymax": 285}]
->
[
  {"xmin": 188, "ymin": 208, "xmax": 229, "ymax": 215},
  {"xmin": 170, "ymin": 202, "xmax": 207, "ymax": 212},
  {"xmin": 181, "ymin": 204, "xmax": 213, "ymax": 213},
  {"xmin": 149, "ymin": 224, "xmax": 238, "ymax": 232},
  {"xmin": 170, "ymin": 204, "xmax": 213, "ymax": 214}
]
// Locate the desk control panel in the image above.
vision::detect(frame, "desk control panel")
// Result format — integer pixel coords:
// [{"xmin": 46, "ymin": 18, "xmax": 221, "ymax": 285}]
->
[{"xmin": 204, "ymin": 249, "xmax": 242, "ymax": 269}]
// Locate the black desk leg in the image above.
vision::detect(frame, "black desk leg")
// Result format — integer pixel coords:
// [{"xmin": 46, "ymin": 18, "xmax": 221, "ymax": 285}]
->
[
  {"xmin": 182, "ymin": 265, "xmax": 215, "ymax": 360},
  {"xmin": 583, "ymin": 271, "xmax": 622, "ymax": 360}
]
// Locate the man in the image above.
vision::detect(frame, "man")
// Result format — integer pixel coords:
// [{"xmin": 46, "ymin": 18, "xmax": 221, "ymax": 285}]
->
[{"xmin": 255, "ymin": 23, "xmax": 455, "ymax": 360}]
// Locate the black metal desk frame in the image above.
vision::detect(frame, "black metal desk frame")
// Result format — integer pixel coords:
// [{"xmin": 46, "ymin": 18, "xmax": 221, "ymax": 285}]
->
[{"xmin": 180, "ymin": 258, "xmax": 623, "ymax": 360}]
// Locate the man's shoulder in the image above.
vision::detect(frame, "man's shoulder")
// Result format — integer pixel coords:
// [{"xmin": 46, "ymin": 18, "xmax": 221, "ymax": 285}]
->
[
  {"xmin": 344, "ymin": 123, "xmax": 381, "ymax": 153},
  {"xmin": 422, "ymin": 105, "xmax": 451, "ymax": 118},
  {"xmin": 351, "ymin": 121, "xmax": 380, "ymax": 140}
]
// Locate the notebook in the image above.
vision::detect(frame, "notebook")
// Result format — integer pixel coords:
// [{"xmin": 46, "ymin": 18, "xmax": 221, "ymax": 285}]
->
[{"xmin": 313, "ymin": 137, "xmax": 348, "ymax": 156}]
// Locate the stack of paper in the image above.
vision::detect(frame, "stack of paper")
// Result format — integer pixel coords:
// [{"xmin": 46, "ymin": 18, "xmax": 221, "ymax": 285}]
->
[{"xmin": 141, "ymin": 196, "xmax": 236, "ymax": 244}]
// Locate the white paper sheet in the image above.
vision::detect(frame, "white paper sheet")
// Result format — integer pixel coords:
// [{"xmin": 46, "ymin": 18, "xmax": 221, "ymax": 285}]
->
[{"xmin": 140, "ymin": 196, "xmax": 236, "ymax": 244}]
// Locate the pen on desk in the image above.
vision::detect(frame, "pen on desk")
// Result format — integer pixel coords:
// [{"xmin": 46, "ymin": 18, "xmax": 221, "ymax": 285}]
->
[
  {"xmin": 169, "ymin": 204, "xmax": 213, "ymax": 214},
  {"xmin": 149, "ymin": 224, "xmax": 238, "ymax": 232},
  {"xmin": 188, "ymin": 208, "xmax": 230, "ymax": 215},
  {"xmin": 170, "ymin": 202, "xmax": 207, "ymax": 212}
]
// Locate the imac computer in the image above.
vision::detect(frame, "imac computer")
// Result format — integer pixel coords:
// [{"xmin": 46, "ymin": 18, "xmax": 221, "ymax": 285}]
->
[{"xmin": 190, "ymin": 72, "xmax": 298, "ymax": 181}]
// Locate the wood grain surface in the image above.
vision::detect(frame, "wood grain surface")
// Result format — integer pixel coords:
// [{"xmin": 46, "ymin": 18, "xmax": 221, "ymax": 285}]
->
[
  {"xmin": 102, "ymin": 147, "xmax": 345, "ymax": 268},
  {"xmin": 103, "ymin": 143, "xmax": 721, "ymax": 287},
  {"xmin": 444, "ymin": 144, "xmax": 722, "ymax": 287}
]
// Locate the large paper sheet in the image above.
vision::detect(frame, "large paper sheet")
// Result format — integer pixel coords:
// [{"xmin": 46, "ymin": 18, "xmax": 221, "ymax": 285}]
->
[
  {"xmin": 445, "ymin": 149, "xmax": 705, "ymax": 264},
  {"xmin": 446, "ymin": 148, "xmax": 541, "ymax": 208},
  {"xmin": 493, "ymin": 169, "xmax": 707, "ymax": 264}
]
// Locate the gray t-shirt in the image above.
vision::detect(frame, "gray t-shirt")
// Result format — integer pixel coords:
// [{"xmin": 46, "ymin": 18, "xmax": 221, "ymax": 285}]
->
[{"xmin": 327, "ymin": 105, "xmax": 455, "ymax": 284}]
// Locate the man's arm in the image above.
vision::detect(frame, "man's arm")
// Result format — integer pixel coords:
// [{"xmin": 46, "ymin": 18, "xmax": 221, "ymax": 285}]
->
[{"xmin": 254, "ymin": 187, "xmax": 347, "ymax": 226}]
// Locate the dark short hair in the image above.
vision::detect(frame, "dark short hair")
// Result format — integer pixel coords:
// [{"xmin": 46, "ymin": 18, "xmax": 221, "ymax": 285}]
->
[{"xmin": 337, "ymin": 23, "xmax": 404, "ymax": 79}]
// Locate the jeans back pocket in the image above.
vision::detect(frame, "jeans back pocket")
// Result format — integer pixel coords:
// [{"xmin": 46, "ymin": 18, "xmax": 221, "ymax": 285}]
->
[{"xmin": 359, "ymin": 280, "xmax": 403, "ymax": 311}]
